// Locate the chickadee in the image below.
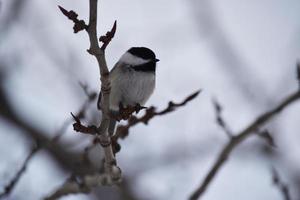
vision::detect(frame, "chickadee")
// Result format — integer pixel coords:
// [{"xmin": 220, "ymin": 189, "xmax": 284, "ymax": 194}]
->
[{"xmin": 98, "ymin": 47, "xmax": 159, "ymax": 135}]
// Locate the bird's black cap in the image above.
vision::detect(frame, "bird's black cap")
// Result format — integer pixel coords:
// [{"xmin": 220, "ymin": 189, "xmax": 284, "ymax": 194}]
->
[{"xmin": 128, "ymin": 47, "xmax": 157, "ymax": 61}]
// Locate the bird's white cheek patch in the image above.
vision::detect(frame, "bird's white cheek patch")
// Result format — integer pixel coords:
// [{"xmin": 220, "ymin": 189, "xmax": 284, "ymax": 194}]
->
[{"xmin": 119, "ymin": 52, "xmax": 150, "ymax": 66}]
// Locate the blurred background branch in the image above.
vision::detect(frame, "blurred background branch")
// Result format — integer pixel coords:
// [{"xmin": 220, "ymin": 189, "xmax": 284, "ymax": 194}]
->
[
  {"xmin": 0, "ymin": 142, "xmax": 39, "ymax": 199},
  {"xmin": 190, "ymin": 85, "xmax": 300, "ymax": 200},
  {"xmin": 271, "ymin": 167, "xmax": 291, "ymax": 200}
]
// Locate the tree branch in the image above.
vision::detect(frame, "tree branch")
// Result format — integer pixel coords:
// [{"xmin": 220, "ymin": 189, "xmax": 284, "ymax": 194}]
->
[
  {"xmin": 58, "ymin": 0, "xmax": 121, "ymax": 183},
  {"xmin": 189, "ymin": 90, "xmax": 300, "ymax": 200},
  {"xmin": 86, "ymin": 0, "xmax": 120, "ymax": 179},
  {"xmin": 111, "ymin": 90, "xmax": 201, "ymax": 153}
]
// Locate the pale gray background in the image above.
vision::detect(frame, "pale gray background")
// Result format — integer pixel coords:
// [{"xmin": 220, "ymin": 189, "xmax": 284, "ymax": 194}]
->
[{"xmin": 0, "ymin": 0, "xmax": 300, "ymax": 199}]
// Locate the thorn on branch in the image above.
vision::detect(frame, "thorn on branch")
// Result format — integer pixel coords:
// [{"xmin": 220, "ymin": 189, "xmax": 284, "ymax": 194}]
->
[
  {"xmin": 70, "ymin": 112, "xmax": 97, "ymax": 135},
  {"xmin": 58, "ymin": 5, "xmax": 88, "ymax": 33},
  {"xmin": 99, "ymin": 20, "xmax": 117, "ymax": 50}
]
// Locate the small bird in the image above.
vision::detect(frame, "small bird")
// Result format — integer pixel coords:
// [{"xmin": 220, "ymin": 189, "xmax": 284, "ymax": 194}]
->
[{"xmin": 98, "ymin": 47, "xmax": 159, "ymax": 135}]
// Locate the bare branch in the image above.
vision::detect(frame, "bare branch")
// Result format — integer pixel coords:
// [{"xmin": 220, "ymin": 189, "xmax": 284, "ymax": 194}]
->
[
  {"xmin": 272, "ymin": 167, "xmax": 291, "ymax": 200},
  {"xmin": 189, "ymin": 90, "xmax": 300, "ymax": 200},
  {"xmin": 85, "ymin": 0, "xmax": 120, "ymax": 179},
  {"xmin": 0, "ymin": 144, "xmax": 39, "ymax": 199},
  {"xmin": 112, "ymin": 90, "xmax": 201, "ymax": 153},
  {"xmin": 58, "ymin": 0, "xmax": 121, "ymax": 187}
]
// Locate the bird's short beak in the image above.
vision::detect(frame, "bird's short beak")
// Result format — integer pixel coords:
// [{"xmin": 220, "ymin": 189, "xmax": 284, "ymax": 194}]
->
[{"xmin": 154, "ymin": 58, "xmax": 160, "ymax": 63}]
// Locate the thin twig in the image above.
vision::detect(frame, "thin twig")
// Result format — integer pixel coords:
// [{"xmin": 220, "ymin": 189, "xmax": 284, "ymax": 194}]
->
[
  {"xmin": 111, "ymin": 90, "xmax": 201, "ymax": 153},
  {"xmin": 99, "ymin": 20, "xmax": 117, "ymax": 50},
  {"xmin": 189, "ymin": 90, "xmax": 300, "ymax": 200},
  {"xmin": 0, "ymin": 144, "xmax": 39, "ymax": 199},
  {"xmin": 271, "ymin": 167, "xmax": 291, "ymax": 200},
  {"xmin": 212, "ymin": 98, "xmax": 232, "ymax": 137}
]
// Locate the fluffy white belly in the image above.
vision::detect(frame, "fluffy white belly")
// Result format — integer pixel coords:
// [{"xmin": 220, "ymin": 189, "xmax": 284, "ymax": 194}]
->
[{"xmin": 109, "ymin": 69, "xmax": 155, "ymax": 111}]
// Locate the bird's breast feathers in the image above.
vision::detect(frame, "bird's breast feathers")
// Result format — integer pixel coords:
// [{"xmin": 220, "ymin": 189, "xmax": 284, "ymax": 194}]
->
[{"xmin": 109, "ymin": 65, "xmax": 155, "ymax": 110}]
